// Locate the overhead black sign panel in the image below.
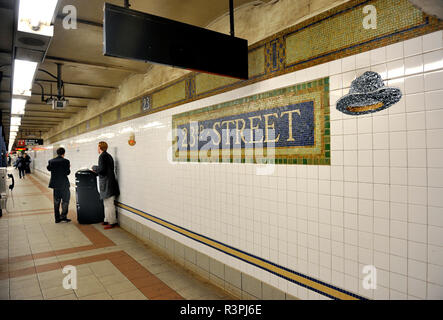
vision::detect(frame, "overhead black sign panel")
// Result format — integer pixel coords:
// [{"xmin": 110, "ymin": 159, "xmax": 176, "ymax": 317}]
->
[{"xmin": 103, "ymin": 3, "xmax": 249, "ymax": 80}]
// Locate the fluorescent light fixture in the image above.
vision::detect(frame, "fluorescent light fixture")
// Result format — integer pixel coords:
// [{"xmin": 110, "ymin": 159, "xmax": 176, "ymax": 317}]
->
[
  {"xmin": 13, "ymin": 59, "xmax": 38, "ymax": 97},
  {"xmin": 18, "ymin": 0, "xmax": 58, "ymax": 37},
  {"xmin": 10, "ymin": 126, "xmax": 20, "ymax": 132},
  {"xmin": 11, "ymin": 98, "xmax": 26, "ymax": 115},
  {"xmin": 11, "ymin": 116, "xmax": 22, "ymax": 126}
]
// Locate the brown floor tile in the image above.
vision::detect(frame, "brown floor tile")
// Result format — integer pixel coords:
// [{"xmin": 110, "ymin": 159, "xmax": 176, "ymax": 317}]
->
[
  {"xmin": 35, "ymin": 262, "xmax": 61, "ymax": 273},
  {"xmin": 152, "ymin": 291, "xmax": 184, "ymax": 300},
  {"xmin": 138, "ymin": 283, "xmax": 174, "ymax": 299},
  {"xmin": 130, "ymin": 275, "xmax": 162, "ymax": 289},
  {"xmin": 8, "ymin": 266, "xmax": 36, "ymax": 278}
]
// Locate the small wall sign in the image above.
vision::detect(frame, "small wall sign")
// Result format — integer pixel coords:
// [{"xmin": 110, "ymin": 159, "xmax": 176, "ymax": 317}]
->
[
  {"xmin": 142, "ymin": 96, "xmax": 151, "ymax": 111},
  {"xmin": 128, "ymin": 133, "xmax": 136, "ymax": 146}
]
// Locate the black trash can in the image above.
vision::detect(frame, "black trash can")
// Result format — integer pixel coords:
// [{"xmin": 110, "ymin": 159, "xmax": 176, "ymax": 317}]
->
[{"xmin": 75, "ymin": 169, "xmax": 104, "ymax": 224}]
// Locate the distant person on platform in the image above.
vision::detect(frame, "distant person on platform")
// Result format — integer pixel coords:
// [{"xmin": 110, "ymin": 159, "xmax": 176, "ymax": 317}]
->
[
  {"xmin": 24, "ymin": 153, "xmax": 31, "ymax": 174},
  {"xmin": 92, "ymin": 141, "xmax": 120, "ymax": 230},
  {"xmin": 47, "ymin": 147, "xmax": 71, "ymax": 223},
  {"xmin": 16, "ymin": 154, "xmax": 26, "ymax": 179},
  {"xmin": 8, "ymin": 155, "xmax": 11, "ymax": 167}
]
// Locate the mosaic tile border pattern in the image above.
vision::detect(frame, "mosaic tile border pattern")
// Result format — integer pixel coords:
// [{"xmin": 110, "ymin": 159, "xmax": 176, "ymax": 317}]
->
[
  {"xmin": 116, "ymin": 201, "xmax": 367, "ymax": 300},
  {"xmin": 172, "ymin": 77, "xmax": 330, "ymax": 165},
  {"xmin": 48, "ymin": 0, "xmax": 443, "ymax": 143}
]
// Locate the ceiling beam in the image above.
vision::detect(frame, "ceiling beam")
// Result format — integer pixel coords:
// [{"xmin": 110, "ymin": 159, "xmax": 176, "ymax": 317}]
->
[
  {"xmin": 23, "ymin": 112, "xmax": 71, "ymax": 119},
  {"xmin": 31, "ymin": 92, "xmax": 97, "ymax": 100},
  {"xmin": 34, "ymin": 78, "xmax": 117, "ymax": 90},
  {"xmin": 21, "ymin": 116, "xmax": 63, "ymax": 122},
  {"xmin": 20, "ymin": 122, "xmax": 56, "ymax": 126},
  {"xmin": 26, "ymin": 103, "xmax": 88, "ymax": 109},
  {"xmin": 18, "ymin": 128, "xmax": 51, "ymax": 132},
  {"xmin": 18, "ymin": 124, "xmax": 53, "ymax": 127},
  {"xmin": 44, "ymin": 56, "xmax": 144, "ymax": 74},
  {"xmin": 24, "ymin": 107, "xmax": 77, "ymax": 114}
]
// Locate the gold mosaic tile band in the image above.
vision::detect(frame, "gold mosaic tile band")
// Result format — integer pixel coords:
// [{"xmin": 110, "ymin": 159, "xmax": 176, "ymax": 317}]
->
[
  {"xmin": 195, "ymin": 73, "xmax": 238, "ymax": 96},
  {"xmin": 248, "ymin": 45, "xmax": 266, "ymax": 78},
  {"xmin": 120, "ymin": 100, "xmax": 142, "ymax": 119},
  {"xmin": 48, "ymin": 0, "xmax": 442, "ymax": 144},
  {"xmin": 89, "ymin": 116, "xmax": 101, "ymax": 129},
  {"xmin": 152, "ymin": 80, "xmax": 186, "ymax": 110},
  {"xmin": 285, "ymin": 0, "xmax": 423, "ymax": 66},
  {"xmin": 102, "ymin": 109, "xmax": 118, "ymax": 125}
]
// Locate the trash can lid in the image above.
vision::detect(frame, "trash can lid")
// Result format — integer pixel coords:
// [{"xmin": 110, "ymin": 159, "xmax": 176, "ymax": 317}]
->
[{"xmin": 75, "ymin": 169, "xmax": 96, "ymax": 176}]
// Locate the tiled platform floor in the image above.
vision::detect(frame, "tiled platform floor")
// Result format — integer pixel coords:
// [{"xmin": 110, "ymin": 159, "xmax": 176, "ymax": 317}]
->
[{"xmin": 0, "ymin": 168, "xmax": 234, "ymax": 300}]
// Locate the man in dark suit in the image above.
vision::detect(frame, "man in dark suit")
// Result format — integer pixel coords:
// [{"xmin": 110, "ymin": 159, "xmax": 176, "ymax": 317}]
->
[
  {"xmin": 47, "ymin": 147, "xmax": 71, "ymax": 223},
  {"xmin": 92, "ymin": 141, "xmax": 119, "ymax": 229},
  {"xmin": 24, "ymin": 153, "xmax": 31, "ymax": 173}
]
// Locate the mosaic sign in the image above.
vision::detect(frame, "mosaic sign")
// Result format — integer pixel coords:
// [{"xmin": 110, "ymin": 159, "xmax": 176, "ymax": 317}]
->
[{"xmin": 172, "ymin": 77, "xmax": 330, "ymax": 165}]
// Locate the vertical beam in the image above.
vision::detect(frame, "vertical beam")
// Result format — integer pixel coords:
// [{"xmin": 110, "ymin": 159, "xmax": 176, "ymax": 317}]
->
[
  {"xmin": 229, "ymin": 0, "xmax": 235, "ymax": 37},
  {"xmin": 57, "ymin": 63, "xmax": 63, "ymax": 99}
]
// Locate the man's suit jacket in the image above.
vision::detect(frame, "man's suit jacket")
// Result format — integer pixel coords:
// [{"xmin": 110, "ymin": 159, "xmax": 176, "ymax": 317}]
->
[
  {"xmin": 92, "ymin": 151, "xmax": 119, "ymax": 199},
  {"xmin": 47, "ymin": 156, "xmax": 71, "ymax": 189}
]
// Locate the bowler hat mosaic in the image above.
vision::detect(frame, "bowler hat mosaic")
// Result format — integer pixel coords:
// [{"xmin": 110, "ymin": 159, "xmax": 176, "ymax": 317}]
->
[{"xmin": 336, "ymin": 71, "xmax": 402, "ymax": 116}]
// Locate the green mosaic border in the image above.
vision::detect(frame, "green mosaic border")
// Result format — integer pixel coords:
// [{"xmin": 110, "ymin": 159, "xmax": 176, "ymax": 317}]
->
[
  {"xmin": 172, "ymin": 77, "xmax": 330, "ymax": 165},
  {"xmin": 48, "ymin": 0, "xmax": 443, "ymax": 144}
]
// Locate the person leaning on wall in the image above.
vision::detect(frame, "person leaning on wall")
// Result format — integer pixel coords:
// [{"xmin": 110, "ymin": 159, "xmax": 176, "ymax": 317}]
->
[{"xmin": 92, "ymin": 141, "xmax": 120, "ymax": 230}]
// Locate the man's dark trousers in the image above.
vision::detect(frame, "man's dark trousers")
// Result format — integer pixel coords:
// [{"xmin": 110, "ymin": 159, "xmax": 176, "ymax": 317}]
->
[{"xmin": 53, "ymin": 188, "xmax": 70, "ymax": 221}]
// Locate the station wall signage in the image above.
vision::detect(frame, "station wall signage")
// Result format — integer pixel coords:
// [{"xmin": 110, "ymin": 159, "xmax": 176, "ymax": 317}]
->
[
  {"xmin": 18, "ymin": 139, "xmax": 44, "ymax": 146},
  {"xmin": 172, "ymin": 77, "xmax": 330, "ymax": 165}
]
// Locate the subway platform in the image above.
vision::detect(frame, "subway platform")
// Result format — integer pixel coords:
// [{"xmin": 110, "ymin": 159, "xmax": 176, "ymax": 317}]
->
[{"xmin": 0, "ymin": 169, "xmax": 233, "ymax": 300}]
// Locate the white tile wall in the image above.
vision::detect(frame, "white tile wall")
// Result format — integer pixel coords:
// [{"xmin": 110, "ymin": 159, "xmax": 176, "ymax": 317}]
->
[{"xmin": 33, "ymin": 31, "xmax": 443, "ymax": 300}]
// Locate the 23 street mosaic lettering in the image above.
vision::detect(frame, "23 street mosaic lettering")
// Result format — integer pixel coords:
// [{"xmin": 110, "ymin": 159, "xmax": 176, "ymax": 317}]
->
[{"xmin": 172, "ymin": 77, "xmax": 330, "ymax": 165}]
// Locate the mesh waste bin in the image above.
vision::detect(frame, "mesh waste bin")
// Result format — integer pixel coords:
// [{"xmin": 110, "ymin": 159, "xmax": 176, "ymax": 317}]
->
[{"xmin": 75, "ymin": 169, "xmax": 104, "ymax": 224}]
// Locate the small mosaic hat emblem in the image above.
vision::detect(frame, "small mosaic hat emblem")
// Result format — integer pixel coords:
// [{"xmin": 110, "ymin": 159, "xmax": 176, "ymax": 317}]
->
[{"xmin": 336, "ymin": 71, "xmax": 402, "ymax": 115}]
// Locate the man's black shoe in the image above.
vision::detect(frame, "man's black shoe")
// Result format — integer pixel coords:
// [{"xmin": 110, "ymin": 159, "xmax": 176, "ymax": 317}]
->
[
  {"xmin": 61, "ymin": 218, "xmax": 71, "ymax": 223},
  {"xmin": 55, "ymin": 219, "xmax": 61, "ymax": 223}
]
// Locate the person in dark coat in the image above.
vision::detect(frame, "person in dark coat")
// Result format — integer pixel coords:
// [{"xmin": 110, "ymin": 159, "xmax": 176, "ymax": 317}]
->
[
  {"xmin": 47, "ymin": 147, "xmax": 71, "ymax": 223},
  {"xmin": 24, "ymin": 153, "xmax": 31, "ymax": 173},
  {"xmin": 16, "ymin": 154, "xmax": 26, "ymax": 179},
  {"xmin": 92, "ymin": 141, "xmax": 119, "ymax": 229}
]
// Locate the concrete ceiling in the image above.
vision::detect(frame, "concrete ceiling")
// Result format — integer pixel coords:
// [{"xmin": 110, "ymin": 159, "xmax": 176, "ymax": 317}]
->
[{"xmin": 0, "ymin": 0, "xmax": 270, "ymax": 147}]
